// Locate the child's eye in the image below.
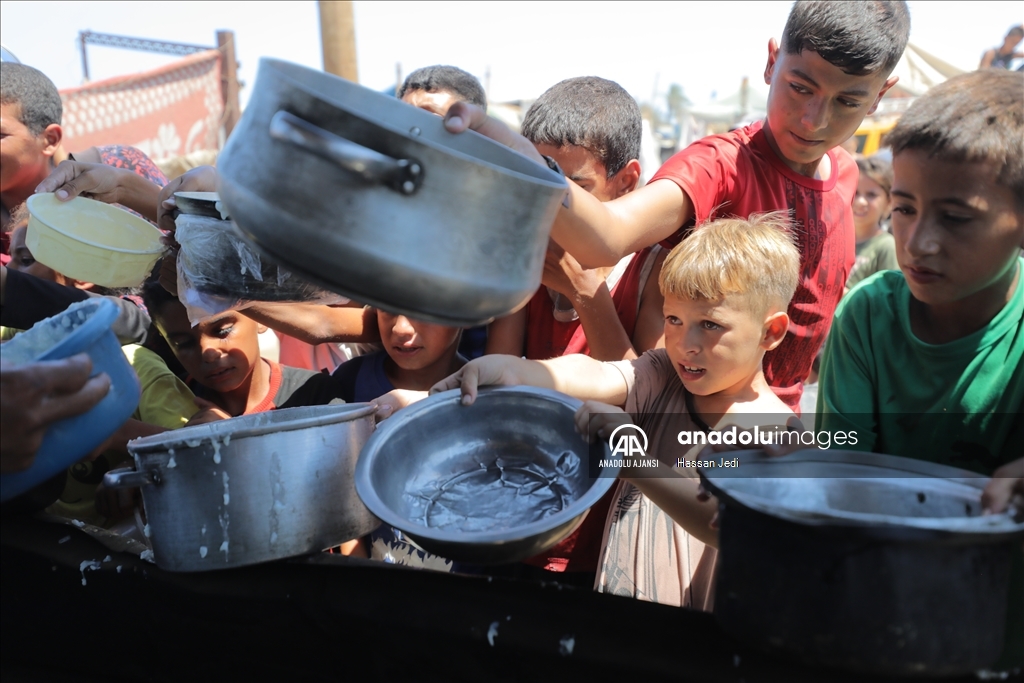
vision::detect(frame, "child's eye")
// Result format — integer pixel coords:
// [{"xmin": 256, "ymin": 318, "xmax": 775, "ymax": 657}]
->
[
  {"xmin": 837, "ymin": 98, "xmax": 861, "ymax": 109},
  {"xmin": 702, "ymin": 320, "xmax": 722, "ymax": 331},
  {"xmin": 174, "ymin": 340, "xmax": 196, "ymax": 351},
  {"xmin": 665, "ymin": 316, "xmax": 681, "ymax": 326},
  {"xmin": 216, "ymin": 326, "xmax": 234, "ymax": 338},
  {"xmin": 891, "ymin": 205, "xmax": 915, "ymax": 216},
  {"xmin": 18, "ymin": 256, "xmax": 35, "ymax": 267},
  {"xmin": 941, "ymin": 212, "xmax": 973, "ymax": 224},
  {"xmin": 789, "ymin": 83, "xmax": 811, "ymax": 95}
]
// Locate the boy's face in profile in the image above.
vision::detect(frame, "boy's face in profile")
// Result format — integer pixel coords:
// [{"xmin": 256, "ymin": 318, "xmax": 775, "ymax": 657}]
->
[
  {"xmin": 891, "ymin": 149, "xmax": 1023, "ymax": 308},
  {"xmin": 377, "ymin": 310, "xmax": 461, "ymax": 372},
  {"xmin": 534, "ymin": 144, "xmax": 638, "ymax": 202},
  {"xmin": 662, "ymin": 292, "xmax": 783, "ymax": 397},
  {"xmin": 763, "ymin": 40, "xmax": 895, "ymax": 172},
  {"xmin": 155, "ymin": 302, "xmax": 263, "ymax": 393},
  {"xmin": 0, "ymin": 103, "xmax": 56, "ymax": 194}
]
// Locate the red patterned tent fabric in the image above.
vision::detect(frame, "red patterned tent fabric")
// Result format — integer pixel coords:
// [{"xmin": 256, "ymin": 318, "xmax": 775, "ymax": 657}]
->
[{"xmin": 59, "ymin": 50, "xmax": 224, "ymax": 160}]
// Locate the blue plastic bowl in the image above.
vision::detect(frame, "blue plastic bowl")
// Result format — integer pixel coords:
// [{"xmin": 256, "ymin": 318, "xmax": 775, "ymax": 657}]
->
[{"xmin": 0, "ymin": 298, "xmax": 141, "ymax": 502}]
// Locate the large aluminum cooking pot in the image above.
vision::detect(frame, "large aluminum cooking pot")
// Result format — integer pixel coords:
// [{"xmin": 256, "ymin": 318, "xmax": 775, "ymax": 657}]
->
[
  {"xmin": 355, "ymin": 387, "xmax": 617, "ymax": 564},
  {"xmin": 699, "ymin": 449, "xmax": 1024, "ymax": 677},
  {"xmin": 217, "ymin": 58, "xmax": 568, "ymax": 326},
  {"xmin": 104, "ymin": 404, "xmax": 380, "ymax": 572}
]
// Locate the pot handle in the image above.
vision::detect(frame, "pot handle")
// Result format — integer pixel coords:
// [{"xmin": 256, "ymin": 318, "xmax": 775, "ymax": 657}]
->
[
  {"xmin": 103, "ymin": 469, "xmax": 160, "ymax": 489},
  {"xmin": 269, "ymin": 110, "xmax": 423, "ymax": 196}
]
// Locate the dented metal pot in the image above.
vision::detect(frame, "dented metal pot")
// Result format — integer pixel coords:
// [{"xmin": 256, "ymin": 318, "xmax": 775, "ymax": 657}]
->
[{"xmin": 105, "ymin": 404, "xmax": 380, "ymax": 572}]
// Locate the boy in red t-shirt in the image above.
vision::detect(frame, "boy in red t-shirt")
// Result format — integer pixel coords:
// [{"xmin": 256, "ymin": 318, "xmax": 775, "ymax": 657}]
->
[
  {"xmin": 445, "ymin": 1, "xmax": 910, "ymax": 411},
  {"xmin": 487, "ymin": 76, "xmax": 665, "ymax": 363}
]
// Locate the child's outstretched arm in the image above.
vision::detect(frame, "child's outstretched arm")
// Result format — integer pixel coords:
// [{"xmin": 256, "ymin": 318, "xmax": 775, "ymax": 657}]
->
[
  {"xmin": 243, "ymin": 303, "xmax": 379, "ymax": 345},
  {"xmin": 431, "ymin": 354, "xmax": 628, "ymax": 407},
  {"xmin": 443, "ymin": 103, "xmax": 693, "ymax": 268},
  {"xmin": 574, "ymin": 401, "xmax": 720, "ymax": 547}
]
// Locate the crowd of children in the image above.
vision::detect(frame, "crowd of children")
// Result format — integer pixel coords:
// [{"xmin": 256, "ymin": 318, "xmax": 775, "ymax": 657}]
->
[{"xmin": 1, "ymin": 0, "xmax": 1022, "ymax": 669}]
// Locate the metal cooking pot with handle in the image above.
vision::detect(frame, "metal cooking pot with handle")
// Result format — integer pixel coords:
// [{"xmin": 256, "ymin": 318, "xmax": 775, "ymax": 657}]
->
[
  {"xmin": 699, "ymin": 449, "xmax": 1024, "ymax": 677},
  {"xmin": 104, "ymin": 404, "xmax": 380, "ymax": 572},
  {"xmin": 217, "ymin": 58, "xmax": 568, "ymax": 326}
]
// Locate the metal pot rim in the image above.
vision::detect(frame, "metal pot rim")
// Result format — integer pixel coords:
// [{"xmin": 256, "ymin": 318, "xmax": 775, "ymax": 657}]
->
[
  {"xmin": 355, "ymin": 386, "xmax": 618, "ymax": 545},
  {"xmin": 257, "ymin": 58, "xmax": 567, "ymax": 192},
  {"xmin": 128, "ymin": 403, "xmax": 376, "ymax": 455},
  {"xmin": 699, "ymin": 449, "xmax": 1024, "ymax": 538}
]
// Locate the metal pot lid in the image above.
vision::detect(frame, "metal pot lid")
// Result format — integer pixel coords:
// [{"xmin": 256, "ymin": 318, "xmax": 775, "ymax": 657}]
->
[{"xmin": 699, "ymin": 449, "xmax": 1024, "ymax": 538}]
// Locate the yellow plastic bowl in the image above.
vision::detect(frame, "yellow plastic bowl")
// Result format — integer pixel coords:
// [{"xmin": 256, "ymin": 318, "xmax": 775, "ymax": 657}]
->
[{"xmin": 26, "ymin": 193, "xmax": 165, "ymax": 288}]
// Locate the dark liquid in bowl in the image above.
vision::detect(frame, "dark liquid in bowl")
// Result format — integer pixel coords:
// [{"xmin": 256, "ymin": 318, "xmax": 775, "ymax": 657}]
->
[{"xmin": 406, "ymin": 443, "xmax": 582, "ymax": 533}]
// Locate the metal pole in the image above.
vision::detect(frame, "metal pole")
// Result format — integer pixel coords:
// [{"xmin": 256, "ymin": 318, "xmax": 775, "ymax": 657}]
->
[{"xmin": 79, "ymin": 31, "xmax": 90, "ymax": 82}]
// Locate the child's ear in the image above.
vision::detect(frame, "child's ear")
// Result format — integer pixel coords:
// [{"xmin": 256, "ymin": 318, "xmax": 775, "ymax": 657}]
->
[
  {"xmin": 867, "ymin": 76, "xmax": 899, "ymax": 116},
  {"xmin": 764, "ymin": 38, "xmax": 780, "ymax": 86},
  {"xmin": 611, "ymin": 160, "xmax": 642, "ymax": 198},
  {"xmin": 761, "ymin": 310, "xmax": 789, "ymax": 351},
  {"xmin": 71, "ymin": 280, "xmax": 95, "ymax": 291},
  {"xmin": 41, "ymin": 123, "xmax": 63, "ymax": 158},
  {"xmin": 257, "ymin": 324, "xmax": 268, "ymax": 334}
]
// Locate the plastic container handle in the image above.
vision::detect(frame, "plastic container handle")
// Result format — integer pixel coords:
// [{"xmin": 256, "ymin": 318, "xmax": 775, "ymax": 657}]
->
[
  {"xmin": 269, "ymin": 110, "xmax": 423, "ymax": 196},
  {"xmin": 103, "ymin": 469, "xmax": 160, "ymax": 489}
]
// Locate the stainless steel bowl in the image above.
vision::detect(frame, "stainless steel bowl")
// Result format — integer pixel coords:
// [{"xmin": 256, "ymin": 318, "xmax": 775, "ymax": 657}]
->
[{"xmin": 355, "ymin": 387, "xmax": 616, "ymax": 564}]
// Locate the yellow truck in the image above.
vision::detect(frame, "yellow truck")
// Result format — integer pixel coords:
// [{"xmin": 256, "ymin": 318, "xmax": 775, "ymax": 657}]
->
[{"xmin": 853, "ymin": 116, "xmax": 900, "ymax": 156}]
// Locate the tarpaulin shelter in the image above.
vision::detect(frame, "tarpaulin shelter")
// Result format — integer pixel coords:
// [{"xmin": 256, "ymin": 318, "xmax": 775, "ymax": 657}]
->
[{"xmin": 58, "ymin": 50, "xmax": 225, "ymax": 161}]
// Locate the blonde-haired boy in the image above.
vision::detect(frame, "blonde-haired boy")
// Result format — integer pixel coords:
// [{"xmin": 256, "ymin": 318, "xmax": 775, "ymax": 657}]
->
[{"xmin": 434, "ymin": 213, "xmax": 800, "ymax": 607}]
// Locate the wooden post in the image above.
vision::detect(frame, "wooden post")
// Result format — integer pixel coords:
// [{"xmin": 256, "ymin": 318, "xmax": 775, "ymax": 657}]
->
[
  {"xmin": 217, "ymin": 30, "xmax": 241, "ymax": 138},
  {"xmin": 318, "ymin": 1, "xmax": 358, "ymax": 81}
]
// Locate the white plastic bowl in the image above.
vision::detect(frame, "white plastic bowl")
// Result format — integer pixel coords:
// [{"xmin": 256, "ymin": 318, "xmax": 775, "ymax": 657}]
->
[{"xmin": 26, "ymin": 193, "xmax": 164, "ymax": 288}]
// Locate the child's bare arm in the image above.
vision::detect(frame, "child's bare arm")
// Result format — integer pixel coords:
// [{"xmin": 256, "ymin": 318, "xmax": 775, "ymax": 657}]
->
[
  {"xmin": 36, "ymin": 161, "xmax": 162, "ymax": 222},
  {"xmin": 543, "ymin": 246, "xmax": 636, "ymax": 361},
  {"xmin": 443, "ymin": 103, "xmax": 693, "ymax": 268},
  {"xmin": 631, "ymin": 249, "xmax": 668, "ymax": 353},
  {"xmin": 243, "ymin": 303, "xmax": 379, "ymax": 345},
  {"xmin": 571, "ymin": 283, "xmax": 636, "ymax": 361},
  {"xmin": 552, "ymin": 180, "xmax": 693, "ymax": 268},
  {"xmin": 485, "ymin": 307, "xmax": 527, "ymax": 356},
  {"xmin": 431, "ymin": 354, "xmax": 628, "ymax": 406}
]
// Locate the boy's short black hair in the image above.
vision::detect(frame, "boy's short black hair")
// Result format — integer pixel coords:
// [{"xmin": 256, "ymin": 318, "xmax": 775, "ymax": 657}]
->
[
  {"xmin": 521, "ymin": 77, "xmax": 641, "ymax": 177},
  {"xmin": 782, "ymin": 1, "xmax": 910, "ymax": 76},
  {"xmin": 397, "ymin": 65, "xmax": 486, "ymax": 108},
  {"xmin": 886, "ymin": 70, "xmax": 1023, "ymax": 204},
  {"xmin": 141, "ymin": 275, "xmax": 180, "ymax": 323},
  {"xmin": 0, "ymin": 63, "xmax": 62, "ymax": 135}
]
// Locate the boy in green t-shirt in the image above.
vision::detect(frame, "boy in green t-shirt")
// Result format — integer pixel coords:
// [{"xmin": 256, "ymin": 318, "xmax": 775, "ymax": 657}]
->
[
  {"xmin": 817, "ymin": 69, "xmax": 1023, "ymax": 671},
  {"xmin": 817, "ymin": 69, "xmax": 1023, "ymax": 474}
]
